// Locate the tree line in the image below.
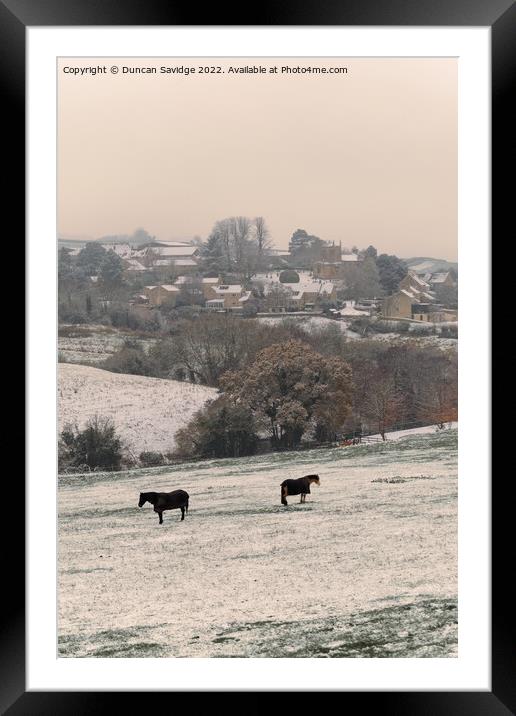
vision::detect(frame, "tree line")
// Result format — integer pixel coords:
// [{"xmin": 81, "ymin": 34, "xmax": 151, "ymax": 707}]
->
[
  {"xmin": 85, "ymin": 314, "xmax": 457, "ymax": 463},
  {"xmin": 173, "ymin": 327, "xmax": 457, "ymax": 459}
]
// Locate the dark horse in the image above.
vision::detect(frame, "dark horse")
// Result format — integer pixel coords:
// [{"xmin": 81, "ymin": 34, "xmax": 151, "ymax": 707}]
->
[
  {"xmin": 138, "ymin": 490, "xmax": 189, "ymax": 524},
  {"xmin": 280, "ymin": 474, "xmax": 320, "ymax": 505}
]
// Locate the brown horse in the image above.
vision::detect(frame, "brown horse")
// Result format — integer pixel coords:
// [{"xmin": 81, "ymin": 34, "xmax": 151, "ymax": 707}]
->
[
  {"xmin": 138, "ymin": 490, "xmax": 189, "ymax": 524},
  {"xmin": 280, "ymin": 475, "xmax": 320, "ymax": 505}
]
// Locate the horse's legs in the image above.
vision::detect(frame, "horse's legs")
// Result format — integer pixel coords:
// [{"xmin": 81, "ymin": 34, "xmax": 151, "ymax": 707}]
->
[
  {"xmin": 157, "ymin": 510, "xmax": 163, "ymax": 524},
  {"xmin": 281, "ymin": 486, "xmax": 288, "ymax": 506},
  {"xmin": 180, "ymin": 506, "xmax": 185, "ymax": 521}
]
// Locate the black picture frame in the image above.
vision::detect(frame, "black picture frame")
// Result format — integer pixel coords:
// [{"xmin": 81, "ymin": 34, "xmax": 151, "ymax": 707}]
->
[{"xmin": 4, "ymin": 0, "xmax": 509, "ymax": 711}]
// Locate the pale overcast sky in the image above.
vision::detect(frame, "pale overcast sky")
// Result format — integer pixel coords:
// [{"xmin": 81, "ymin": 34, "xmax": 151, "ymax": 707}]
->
[{"xmin": 58, "ymin": 57, "xmax": 457, "ymax": 260}]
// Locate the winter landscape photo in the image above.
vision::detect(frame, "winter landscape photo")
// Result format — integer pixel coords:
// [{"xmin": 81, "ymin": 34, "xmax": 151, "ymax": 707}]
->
[{"xmin": 57, "ymin": 57, "xmax": 458, "ymax": 658}]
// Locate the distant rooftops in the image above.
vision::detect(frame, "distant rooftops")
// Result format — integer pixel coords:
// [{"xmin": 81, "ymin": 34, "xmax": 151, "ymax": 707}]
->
[
  {"xmin": 144, "ymin": 284, "xmax": 179, "ymax": 292},
  {"xmin": 151, "ymin": 240, "xmax": 192, "ymax": 247},
  {"xmin": 174, "ymin": 276, "xmax": 220, "ymax": 285},
  {"xmin": 407, "ymin": 272, "xmax": 430, "ymax": 288},
  {"xmin": 152, "ymin": 245, "xmax": 199, "ymax": 257},
  {"xmin": 214, "ymin": 285, "xmax": 243, "ymax": 294}
]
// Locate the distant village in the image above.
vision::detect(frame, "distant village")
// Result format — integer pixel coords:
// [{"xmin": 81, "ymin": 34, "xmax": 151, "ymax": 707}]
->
[
  {"xmin": 59, "ymin": 231, "xmax": 457, "ymax": 328},
  {"xmin": 59, "ymin": 228, "xmax": 458, "ymax": 469}
]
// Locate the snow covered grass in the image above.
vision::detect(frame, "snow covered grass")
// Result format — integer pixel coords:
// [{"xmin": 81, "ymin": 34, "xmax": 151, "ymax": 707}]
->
[
  {"xmin": 368, "ymin": 423, "xmax": 458, "ymax": 442},
  {"xmin": 256, "ymin": 315, "xmax": 361, "ymax": 340},
  {"xmin": 368, "ymin": 332, "xmax": 457, "ymax": 350},
  {"xmin": 58, "ymin": 429, "xmax": 458, "ymax": 658},
  {"xmin": 58, "ymin": 364, "xmax": 217, "ymax": 454},
  {"xmin": 58, "ymin": 326, "xmax": 158, "ymax": 365},
  {"xmin": 256, "ymin": 315, "xmax": 456, "ymax": 348},
  {"xmin": 253, "ymin": 270, "xmax": 314, "ymax": 288}
]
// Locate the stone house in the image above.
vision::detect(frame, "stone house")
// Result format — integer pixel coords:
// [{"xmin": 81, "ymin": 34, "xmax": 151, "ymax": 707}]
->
[
  {"xmin": 143, "ymin": 284, "xmax": 180, "ymax": 307},
  {"xmin": 206, "ymin": 284, "xmax": 250, "ymax": 310},
  {"xmin": 428, "ymin": 271, "xmax": 455, "ymax": 289},
  {"xmin": 417, "ymin": 270, "xmax": 455, "ymax": 289},
  {"xmin": 399, "ymin": 271, "xmax": 433, "ymax": 295},
  {"xmin": 200, "ymin": 277, "xmax": 222, "ymax": 300},
  {"xmin": 313, "ymin": 252, "xmax": 362, "ymax": 281},
  {"xmin": 286, "ymin": 280, "xmax": 337, "ymax": 310},
  {"xmin": 382, "ymin": 288, "xmax": 457, "ymax": 322},
  {"xmin": 381, "ymin": 289, "xmax": 415, "ymax": 319}
]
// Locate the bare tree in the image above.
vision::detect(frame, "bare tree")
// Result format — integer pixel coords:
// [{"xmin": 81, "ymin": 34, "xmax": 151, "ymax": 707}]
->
[
  {"xmin": 231, "ymin": 216, "xmax": 252, "ymax": 279},
  {"xmin": 265, "ymin": 284, "xmax": 291, "ymax": 312},
  {"xmin": 363, "ymin": 370, "xmax": 405, "ymax": 440},
  {"xmin": 171, "ymin": 314, "xmax": 264, "ymax": 386},
  {"xmin": 176, "ymin": 277, "xmax": 204, "ymax": 307},
  {"xmin": 417, "ymin": 352, "xmax": 458, "ymax": 428},
  {"xmin": 254, "ymin": 216, "xmax": 272, "ymax": 267},
  {"xmin": 219, "ymin": 220, "xmax": 233, "ymax": 272},
  {"xmin": 142, "ymin": 247, "xmax": 158, "ymax": 269},
  {"xmin": 205, "ymin": 215, "xmax": 269, "ymax": 280}
]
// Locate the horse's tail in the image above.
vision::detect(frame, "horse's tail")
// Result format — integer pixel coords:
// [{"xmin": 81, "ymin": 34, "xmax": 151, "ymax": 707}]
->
[
  {"xmin": 186, "ymin": 497, "xmax": 189, "ymax": 513},
  {"xmin": 281, "ymin": 485, "xmax": 288, "ymax": 506}
]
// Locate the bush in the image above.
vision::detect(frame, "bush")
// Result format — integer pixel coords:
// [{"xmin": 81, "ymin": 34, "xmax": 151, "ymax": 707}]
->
[
  {"xmin": 108, "ymin": 307, "xmax": 160, "ymax": 332},
  {"xmin": 319, "ymin": 300, "xmax": 338, "ymax": 315},
  {"xmin": 440, "ymin": 325, "xmax": 458, "ymax": 339},
  {"xmin": 58, "ymin": 325, "xmax": 94, "ymax": 338},
  {"xmin": 58, "ymin": 303, "xmax": 89, "ymax": 324},
  {"xmin": 279, "ymin": 270, "xmax": 300, "ymax": 283},
  {"xmin": 370, "ymin": 319, "xmax": 398, "ymax": 334},
  {"xmin": 58, "ymin": 416, "xmax": 124, "ymax": 472},
  {"xmin": 139, "ymin": 451, "xmax": 165, "ymax": 467},
  {"xmin": 242, "ymin": 300, "xmax": 259, "ymax": 317},
  {"xmin": 174, "ymin": 397, "xmax": 258, "ymax": 459},
  {"xmin": 174, "ymin": 306, "xmax": 202, "ymax": 320},
  {"xmin": 408, "ymin": 323, "xmax": 434, "ymax": 336},
  {"xmin": 102, "ymin": 346, "xmax": 157, "ymax": 377},
  {"xmin": 349, "ymin": 317, "xmax": 372, "ymax": 335},
  {"xmin": 123, "ymin": 338, "xmax": 142, "ymax": 350}
]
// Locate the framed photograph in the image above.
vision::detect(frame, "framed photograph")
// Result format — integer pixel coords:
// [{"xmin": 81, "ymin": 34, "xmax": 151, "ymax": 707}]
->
[{"xmin": 4, "ymin": 0, "xmax": 509, "ymax": 710}]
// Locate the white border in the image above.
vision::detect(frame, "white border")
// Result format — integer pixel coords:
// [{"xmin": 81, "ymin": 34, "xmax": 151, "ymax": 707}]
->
[{"xmin": 27, "ymin": 27, "xmax": 490, "ymax": 691}]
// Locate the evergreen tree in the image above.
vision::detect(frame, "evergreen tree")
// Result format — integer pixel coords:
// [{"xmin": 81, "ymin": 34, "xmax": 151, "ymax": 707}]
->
[
  {"xmin": 358, "ymin": 256, "xmax": 383, "ymax": 298},
  {"xmin": 99, "ymin": 250, "xmax": 124, "ymax": 287},
  {"xmin": 363, "ymin": 245, "xmax": 378, "ymax": 259},
  {"xmin": 76, "ymin": 242, "xmax": 107, "ymax": 275},
  {"xmin": 376, "ymin": 254, "xmax": 408, "ymax": 294},
  {"xmin": 200, "ymin": 232, "xmax": 225, "ymax": 274}
]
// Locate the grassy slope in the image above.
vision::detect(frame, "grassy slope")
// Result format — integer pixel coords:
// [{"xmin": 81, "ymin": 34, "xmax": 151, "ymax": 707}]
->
[
  {"xmin": 59, "ymin": 429, "xmax": 458, "ymax": 657},
  {"xmin": 58, "ymin": 363, "xmax": 217, "ymax": 454}
]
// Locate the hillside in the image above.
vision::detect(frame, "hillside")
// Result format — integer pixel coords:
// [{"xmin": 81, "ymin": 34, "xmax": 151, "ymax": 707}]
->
[
  {"xmin": 59, "ymin": 325, "xmax": 157, "ymax": 365},
  {"xmin": 404, "ymin": 256, "xmax": 458, "ymax": 274},
  {"xmin": 59, "ymin": 429, "xmax": 458, "ymax": 658},
  {"xmin": 58, "ymin": 364, "xmax": 217, "ymax": 455}
]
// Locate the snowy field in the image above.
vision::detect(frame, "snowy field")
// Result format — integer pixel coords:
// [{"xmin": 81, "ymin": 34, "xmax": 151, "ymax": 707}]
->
[
  {"xmin": 256, "ymin": 316, "xmax": 457, "ymax": 349},
  {"xmin": 58, "ymin": 327, "xmax": 157, "ymax": 365},
  {"xmin": 257, "ymin": 314, "xmax": 361, "ymax": 340},
  {"xmin": 58, "ymin": 364, "xmax": 217, "ymax": 454},
  {"xmin": 58, "ymin": 429, "xmax": 458, "ymax": 658}
]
